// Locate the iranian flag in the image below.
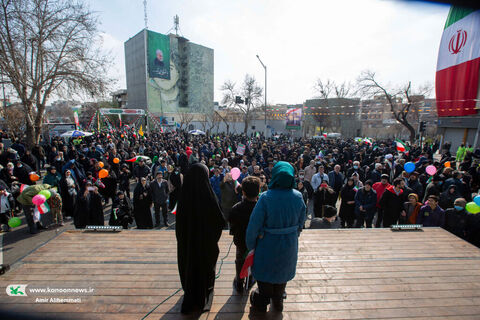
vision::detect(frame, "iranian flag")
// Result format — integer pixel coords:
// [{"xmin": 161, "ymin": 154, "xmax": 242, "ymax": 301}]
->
[
  {"xmin": 240, "ymin": 250, "xmax": 254, "ymax": 279},
  {"xmin": 436, "ymin": 7, "xmax": 480, "ymax": 117},
  {"xmin": 171, "ymin": 203, "xmax": 177, "ymax": 215},
  {"xmin": 396, "ymin": 139, "xmax": 408, "ymax": 152}
]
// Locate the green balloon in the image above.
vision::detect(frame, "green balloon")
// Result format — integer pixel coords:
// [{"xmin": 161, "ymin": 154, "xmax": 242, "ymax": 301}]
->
[
  {"xmin": 466, "ymin": 202, "xmax": 480, "ymax": 214},
  {"xmin": 39, "ymin": 190, "xmax": 51, "ymax": 200},
  {"xmin": 8, "ymin": 217, "xmax": 21, "ymax": 228}
]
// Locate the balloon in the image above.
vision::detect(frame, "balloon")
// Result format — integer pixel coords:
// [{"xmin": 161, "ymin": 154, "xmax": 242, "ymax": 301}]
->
[
  {"xmin": 231, "ymin": 167, "xmax": 241, "ymax": 181},
  {"xmin": 38, "ymin": 190, "xmax": 51, "ymax": 200},
  {"xmin": 474, "ymin": 195, "xmax": 480, "ymax": 207},
  {"xmin": 99, "ymin": 169, "xmax": 109, "ymax": 179},
  {"xmin": 404, "ymin": 162, "xmax": 415, "ymax": 173},
  {"xmin": 425, "ymin": 165, "xmax": 437, "ymax": 176},
  {"xmin": 466, "ymin": 202, "xmax": 480, "ymax": 214},
  {"xmin": 113, "ymin": 158, "xmax": 120, "ymax": 164},
  {"xmin": 98, "ymin": 161, "xmax": 104, "ymax": 168},
  {"xmin": 32, "ymin": 194, "xmax": 46, "ymax": 205},
  {"xmin": 444, "ymin": 161, "xmax": 451, "ymax": 168},
  {"xmin": 29, "ymin": 172, "xmax": 40, "ymax": 182},
  {"xmin": 8, "ymin": 217, "xmax": 21, "ymax": 228}
]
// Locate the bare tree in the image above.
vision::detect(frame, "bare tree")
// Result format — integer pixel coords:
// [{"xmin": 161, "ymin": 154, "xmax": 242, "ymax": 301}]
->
[
  {"xmin": 221, "ymin": 74, "xmax": 263, "ymax": 134},
  {"xmin": 357, "ymin": 70, "xmax": 431, "ymax": 142},
  {"xmin": 2, "ymin": 105, "xmax": 25, "ymax": 137},
  {"xmin": 310, "ymin": 78, "xmax": 354, "ymax": 134},
  {"xmin": 0, "ymin": 0, "xmax": 112, "ymax": 146},
  {"xmin": 178, "ymin": 110, "xmax": 194, "ymax": 130}
]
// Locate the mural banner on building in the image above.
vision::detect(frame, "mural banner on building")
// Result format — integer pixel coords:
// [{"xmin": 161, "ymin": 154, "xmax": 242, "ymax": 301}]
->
[
  {"xmin": 286, "ymin": 107, "xmax": 302, "ymax": 130},
  {"xmin": 147, "ymin": 30, "xmax": 170, "ymax": 80}
]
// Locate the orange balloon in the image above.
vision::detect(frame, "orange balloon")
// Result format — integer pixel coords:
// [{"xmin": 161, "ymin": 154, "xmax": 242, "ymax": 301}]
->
[
  {"xmin": 444, "ymin": 161, "xmax": 451, "ymax": 168},
  {"xmin": 113, "ymin": 157, "xmax": 120, "ymax": 164},
  {"xmin": 29, "ymin": 172, "xmax": 40, "ymax": 182},
  {"xmin": 98, "ymin": 161, "xmax": 104, "ymax": 168},
  {"xmin": 99, "ymin": 169, "xmax": 108, "ymax": 179}
]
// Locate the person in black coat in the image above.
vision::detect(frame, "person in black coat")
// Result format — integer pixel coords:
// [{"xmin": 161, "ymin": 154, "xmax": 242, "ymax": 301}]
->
[
  {"xmin": 168, "ymin": 167, "xmax": 182, "ymax": 210},
  {"xmin": 109, "ymin": 191, "xmax": 133, "ymax": 229},
  {"xmin": 98, "ymin": 165, "xmax": 117, "ymax": 205},
  {"xmin": 133, "ymin": 177, "xmax": 153, "ymax": 229},
  {"xmin": 133, "ymin": 159, "xmax": 150, "ymax": 182},
  {"xmin": 74, "ymin": 182, "xmax": 104, "ymax": 228},
  {"xmin": 354, "ymin": 180, "xmax": 377, "ymax": 228},
  {"xmin": 439, "ymin": 185, "xmax": 460, "ymax": 211},
  {"xmin": 466, "ymin": 210, "xmax": 480, "ymax": 248},
  {"xmin": 13, "ymin": 161, "xmax": 33, "ymax": 185},
  {"xmin": 313, "ymin": 182, "xmax": 337, "ymax": 218},
  {"xmin": 149, "ymin": 171, "xmax": 169, "ymax": 227},
  {"xmin": 59, "ymin": 170, "xmax": 78, "ymax": 217},
  {"xmin": 339, "ymin": 178, "xmax": 356, "ymax": 228},
  {"xmin": 228, "ymin": 176, "xmax": 260, "ymax": 292},
  {"xmin": 379, "ymin": 178, "xmax": 407, "ymax": 227},
  {"xmin": 118, "ymin": 165, "xmax": 132, "ymax": 198},
  {"xmin": 443, "ymin": 198, "xmax": 468, "ymax": 239},
  {"xmin": 0, "ymin": 162, "xmax": 17, "ymax": 187},
  {"xmin": 176, "ymin": 163, "xmax": 225, "ymax": 314},
  {"xmin": 310, "ymin": 205, "xmax": 341, "ymax": 229}
]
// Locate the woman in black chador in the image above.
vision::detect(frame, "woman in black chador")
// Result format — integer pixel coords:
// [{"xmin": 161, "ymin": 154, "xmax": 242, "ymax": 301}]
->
[
  {"xmin": 176, "ymin": 163, "xmax": 225, "ymax": 314},
  {"xmin": 133, "ymin": 177, "xmax": 153, "ymax": 229}
]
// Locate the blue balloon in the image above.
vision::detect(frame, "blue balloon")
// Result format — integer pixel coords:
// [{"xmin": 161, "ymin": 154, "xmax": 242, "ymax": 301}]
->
[
  {"xmin": 474, "ymin": 195, "xmax": 480, "ymax": 207},
  {"xmin": 404, "ymin": 162, "xmax": 415, "ymax": 173}
]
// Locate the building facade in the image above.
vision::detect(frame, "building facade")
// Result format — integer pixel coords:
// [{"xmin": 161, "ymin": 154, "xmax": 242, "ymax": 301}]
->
[{"xmin": 124, "ymin": 29, "xmax": 214, "ymax": 119}]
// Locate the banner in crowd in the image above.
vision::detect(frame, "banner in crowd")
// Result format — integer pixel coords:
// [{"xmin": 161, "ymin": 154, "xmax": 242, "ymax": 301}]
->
[
  {"xmin": 436, "ymin": 7, "xmax": 480, "ymax": 117},
  {"xmin": 147, "ymin": 30, "xmax": 171, "ymax": 80},
  {"xmin": 236, "ymin": 143, "xmax": 246, "ymax": 155},
  {"xmin": 286, "ymin": 107, "xmax": 302, "ymax": 130}
]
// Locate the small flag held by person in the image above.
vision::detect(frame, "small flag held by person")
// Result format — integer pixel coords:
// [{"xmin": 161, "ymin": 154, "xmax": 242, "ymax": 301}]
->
[
  {"xmin": 240, "ymin": 249, "xmax": 254, "ymax": 279},
  {"xmin": 171, "ymin": 203, "xmax": 177, "ymax": 215}
]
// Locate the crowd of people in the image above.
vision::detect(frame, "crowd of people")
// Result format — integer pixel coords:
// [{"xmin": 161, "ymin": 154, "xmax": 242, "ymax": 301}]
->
[
  {"xmin": 0, "ymin": 130, "xmax": 478, "ymax": 244},
  {"xmin": 1, "ymin": 127, "xmax": 480, "ymax": 314}
]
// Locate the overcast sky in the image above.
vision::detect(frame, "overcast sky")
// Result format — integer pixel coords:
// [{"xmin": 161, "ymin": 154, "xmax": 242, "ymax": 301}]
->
[{"xmin": 88, "ymin": 0, "xmax": 450, "ymax": 105}]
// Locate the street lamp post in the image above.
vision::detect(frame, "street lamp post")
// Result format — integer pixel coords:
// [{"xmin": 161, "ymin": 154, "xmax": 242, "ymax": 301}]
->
[{"xmin": 256, "ymin": 54, "xmax": 267, "ymax": 137}]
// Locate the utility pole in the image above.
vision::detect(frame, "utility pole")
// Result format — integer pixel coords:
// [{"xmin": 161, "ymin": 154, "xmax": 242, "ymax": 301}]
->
[
  {"xmin": 256, "ymin": 54, "xmax": 267, "ymax": 138},
  {"xmin": 143, "ymin": 0, "xmax": 148, "ymax": 29}
]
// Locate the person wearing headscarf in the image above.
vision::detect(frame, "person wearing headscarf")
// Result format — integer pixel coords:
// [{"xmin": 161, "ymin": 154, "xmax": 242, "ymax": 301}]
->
[
  {"xmin": 246, "ymin": 161, "xmax": 306, "ymax": 313},
  {"xmin": 43, "ymin": 166, "xmax": 61, "ymax": 189},
  {"xmin": 444, "ymin": 198, "xmax": 468, "ymax": 239},
  {"xmin": 110, "ymin": 191, "xmax": 133, "ymax": 229},
  {"xmin": 439, "ymin": 184, "xmax": 460, "ymax": 210},
  {"xmin": 74, "ymin": 182, "xmax": 104, "ymax": 228},
  {"xmin": 167, "ymin": 166, "xmax": 182, "ymax": 210},
  {"xmin": 133, "ymin": 177, "xmax": 153, "ymax": 229},
  {"xmin": 403, "ymin": 193, "xmax": 422, "ymax": 225},
  {"xmin": 59, "ymin": 169, "xmax": 78, "ymax": 218},
  {"xmin": 176, "ymin": 163, "xmax": 225, "ymax": 314},
  {"xmin": 339, "ymin": 178, "xmax": 356, "ymax": 228},
  {"xmin": 220, "ymin": 172, "xmax": 238, "ymax": 220}
]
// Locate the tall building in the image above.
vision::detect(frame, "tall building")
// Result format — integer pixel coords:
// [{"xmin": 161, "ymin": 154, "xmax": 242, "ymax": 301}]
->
[{"xmin": 124, "ymin": 29, "xmax": 214, "ymax": 120}]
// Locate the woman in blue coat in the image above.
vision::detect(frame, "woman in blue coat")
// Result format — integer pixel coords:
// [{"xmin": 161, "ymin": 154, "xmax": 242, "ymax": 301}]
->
[{"xmin": 246, "ymin": 161, "xmax": 306, "ymax": 312}]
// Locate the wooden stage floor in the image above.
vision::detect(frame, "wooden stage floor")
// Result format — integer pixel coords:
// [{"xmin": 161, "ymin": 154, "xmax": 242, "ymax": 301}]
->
[{"xmin": 1, "ymin": 228, "xmax": 480, "ymax": 319}]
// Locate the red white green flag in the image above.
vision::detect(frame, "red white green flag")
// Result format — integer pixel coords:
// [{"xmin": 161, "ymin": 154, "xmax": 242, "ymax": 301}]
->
[
  {"xmin": 396, "ymin": 139, "xmax": 408, "ymax": 153},
  {"xmin": 436, "ymin": 7, "xmax": 480, "ymax": 117},
  {"xmin": 171, "ymin": 203, "xmax": 177, "ymax": 215}
]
